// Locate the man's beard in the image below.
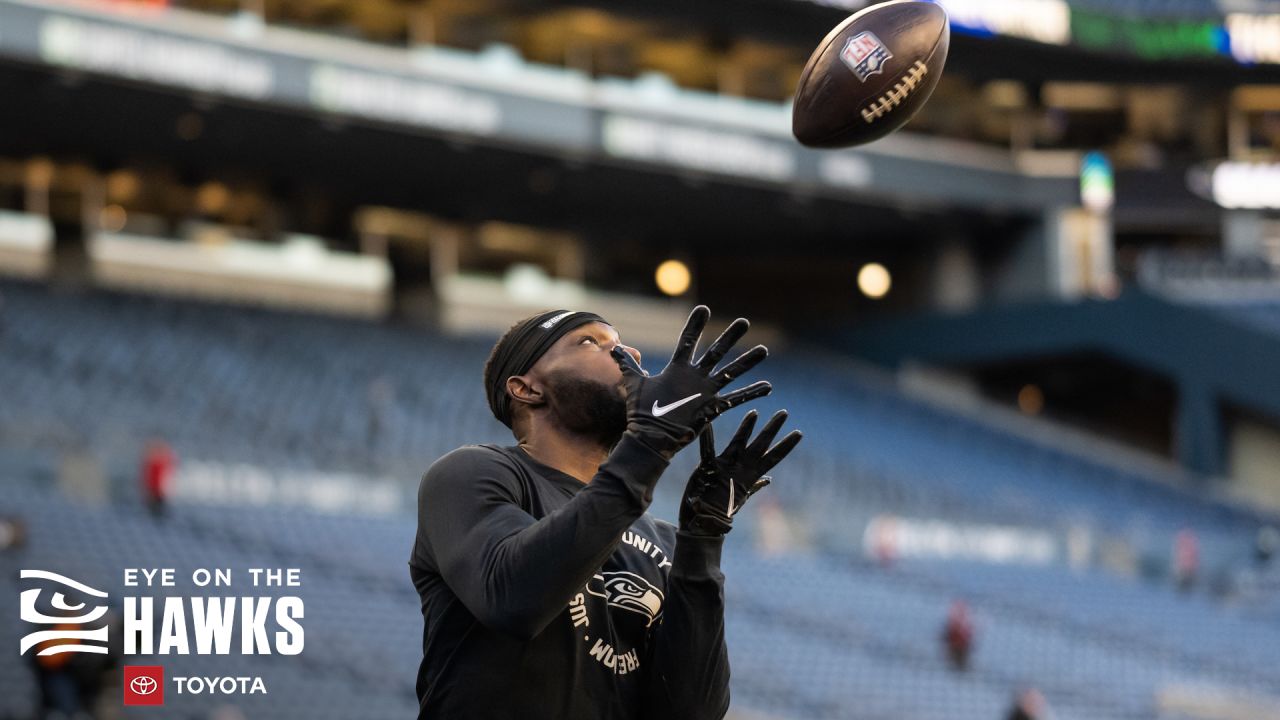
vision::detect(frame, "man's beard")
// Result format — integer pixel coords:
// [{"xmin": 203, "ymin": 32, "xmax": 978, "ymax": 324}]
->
[{"xmin": 544, "ymin": 369, "xmax": 627, "ymax": 450}]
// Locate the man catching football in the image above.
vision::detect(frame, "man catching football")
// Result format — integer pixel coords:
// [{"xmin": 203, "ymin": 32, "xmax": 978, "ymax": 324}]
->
[{"xmin": 409, "ymin": 305, "xmax": 801, "ymax": 719}]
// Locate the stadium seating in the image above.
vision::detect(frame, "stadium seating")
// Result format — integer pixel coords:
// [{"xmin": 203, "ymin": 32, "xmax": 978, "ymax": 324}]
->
[
  {"xmin": 2, "ymin": 278, "xmax": 1278, "ymax": 719},
  {"xmin": 5, "ymin": 469, "xmax": 1279, "ymax": 720},
  {"xmin": 0, "ymin": 279, "xmax": 508, "ymax": 481},
  {"xmin": 1209, "ymin": 300, "xmax": 1280, "ymax": 337}
]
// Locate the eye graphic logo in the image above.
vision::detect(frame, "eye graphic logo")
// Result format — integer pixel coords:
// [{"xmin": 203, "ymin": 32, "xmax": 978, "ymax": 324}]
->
[
  {"xmin": 586, "ymin": 571, "xmax": 664, "ymax": 626},
  {"xmin": 124, "ymin": 666, "xmax": 165, "ymax": 706},
  {"xmin": 18, "ymin": 570, "xmax": 110, "ymax": 657}
]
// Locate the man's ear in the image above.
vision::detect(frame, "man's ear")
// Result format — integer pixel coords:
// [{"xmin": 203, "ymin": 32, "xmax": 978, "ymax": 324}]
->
[{"xmin": 506, "ymin": 374, "xmax": 545, "ymax": 410}]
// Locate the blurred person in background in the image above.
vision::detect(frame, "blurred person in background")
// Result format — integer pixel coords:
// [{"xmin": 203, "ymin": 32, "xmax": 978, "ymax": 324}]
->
[
  {"xmin": 206, "ymin": 704, "xmax": 249, "ymax": 720},
  {"xmin": 140, "ymin": 440, "xmax": 174, "ymax": 518},
  {"xmin": 1005, "ymin": 687, "xmax": 1051, "ymax": 720},
  {"xmin": 943, "ymin": 598, "xmax": 975, "ymax": 671},
  {"xmin": 1256, "ymin": 525, "xmax": 1278, "ymax": 568},
  {"xmin": 410, "ymin": 306, "xmax": 800, "ymax": 719},
  {"xmin": 28, "ymin": 603, "xmax": 121, "ymax": 720},
  {"xmin": 84, "ymin": 605, "xmax": 124, "ymax": 720},
  {"xmin": 869, "ymin": 515, "xmax": 899, "ymax": 568},
  {"xmin": 1228, "ymin": 525, "xmax": 1280, "ymax": 605},
  {"xmin": 0, "ymin": 514, "xmax": 27, "ymax": 551},
  {"xmin": 1173, "ymin": 528, "xmax": 1200, "ymax": 593},
  {"xmin": 366, "ymin": 375, "xmax": 394, "ymax": 453},
  {"xmin": 753, "ymin": 494, "xmax": 797, "ymax": 557},
  {"xmin": 30, "ymin": 629, "xmax": 88, "ymax": 720}
]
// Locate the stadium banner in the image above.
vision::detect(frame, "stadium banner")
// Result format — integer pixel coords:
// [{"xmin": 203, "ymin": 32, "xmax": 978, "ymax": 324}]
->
[
  {"xmin": 0, "ymin": 0, "xmax": 1076, "ymax": 211},
  {"xmin": 795, "ymin": 0, "xmax": 1280, "ymax": 66},
  {"xmin": 863, "ymin": 514, "xmax": 1058, "ymax": 565},
  {"xmin": 942, "ymin": 0, "xmax": 1072, "ymax": 46},
  {"xmin": 1069, "ymin": 9, "xmax": 1225, "ymax": 61},
  {"xmin": 1226, "ymin": 13, "xmax": 1280, "ymax": 65},
  {"xmin": 0, "ymin": 0, "xmax": 591, "ymax": 149}
]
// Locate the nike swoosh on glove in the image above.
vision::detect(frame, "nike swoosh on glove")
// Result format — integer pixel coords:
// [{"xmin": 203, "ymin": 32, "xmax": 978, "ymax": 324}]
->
[
  {"xmin": 680, "ymin": 409, "xmax": 803, "ymax": 536},
  {"xmin": 611, "ymin": 305, "xmax": 772, "ymax": 461}
]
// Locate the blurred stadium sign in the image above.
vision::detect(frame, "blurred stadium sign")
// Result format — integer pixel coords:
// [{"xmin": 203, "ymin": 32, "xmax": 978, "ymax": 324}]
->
[
  {"xmin": 940, "ymin": 0, "xmax": 1071, "ymax": 46},
  {"xmin": 175, "ymin": 459, "xmax": 403, "ymax": 515},
  {"xmin": 37, "ymin": 14, "xmax": 274, "ymax": 99},
  {"xmin": 89, "ymin": 232, "xmax": 392, "ymax": 316},
  {"xmin": 1071, "ymin": 10, "xmax": 1225, "ymax": 60},
  {"xmin": 1190, "ymin": 161, "xmax": 1280, "ymax": 209},
  {"xmin": 863, "ymin": 514, "xmax": 1058, "ymax": 565},
  {"xmin": 310, "ymin": 64, "xmax": 502, "ymax": 136},
  {"xmin": 1227, "ymin": 13, "xmax": 1280, "ymax": 64},
  {"xmin": 0, "ymin": 209, "xmax": 53, "ymax": 277},
  {"xmin": 602, "ymin": 115, "xmax": 796, "ymax": 181},
  {"xmin": 818, "ymin": 154, "xmax": 874, "ymax": 189},
  {"xmin": 796, "ymin": 0, "xmax": 1280, "ymax": 66}
]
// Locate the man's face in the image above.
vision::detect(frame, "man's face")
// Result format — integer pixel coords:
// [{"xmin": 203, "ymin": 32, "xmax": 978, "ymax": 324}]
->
[{"xmin": 523, "ymin": 322, "xmax": 642, "ymax": 447}]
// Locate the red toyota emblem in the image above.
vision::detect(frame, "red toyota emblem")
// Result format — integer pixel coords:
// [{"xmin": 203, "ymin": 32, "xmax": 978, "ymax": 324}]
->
[{"xmin": 123, "ymin": 666, "xmax": 164, "ymax": 706}]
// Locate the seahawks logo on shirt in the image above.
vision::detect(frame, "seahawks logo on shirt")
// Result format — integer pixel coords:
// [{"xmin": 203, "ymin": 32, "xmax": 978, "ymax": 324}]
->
[{"xmin": 586, "ymin": 571, "xmax": 664, "ymax": 627}]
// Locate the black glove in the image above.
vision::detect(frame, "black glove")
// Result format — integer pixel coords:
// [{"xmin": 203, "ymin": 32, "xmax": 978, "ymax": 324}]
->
[
  {"xmin": 611, "ymin": 305, "xmax": 771, "ymax": 460},
  {"xmin": 680, "ymin": 409, "xmax": 802, "ymax": 536}
]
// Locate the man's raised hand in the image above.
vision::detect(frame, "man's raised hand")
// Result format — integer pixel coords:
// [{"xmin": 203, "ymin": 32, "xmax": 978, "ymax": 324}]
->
[
  {"xmin": 611, "ymin": 305, "xmax": 771, "ymax": 460},
  {"xmin": 680, "ymin": 409, "xmax": 803, "ymax": 536}
]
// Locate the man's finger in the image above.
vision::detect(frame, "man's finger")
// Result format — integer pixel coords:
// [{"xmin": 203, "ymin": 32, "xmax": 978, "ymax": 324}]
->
[
  {"xmin": 611, "ymin": 345, "xmax": 645, "ymax": 377},
  {"xmin": 748, "ymin": 476, "xmax": 772, "ymax": 497},
  {"xmin": 716, "ymin": 380, "xmax": 772, "ymax": 412},
  {"xmin": 759, "ymin": 430, "xmax": 803, "ymax": 475},
  {"xmin": 725, "ymin": 410, "xmax": 759, "ymax": 455},
  {"xmin": 695, "ymin": 318, "xmax": 749, "ymax": 372},
  {"xmin": 699, "ymin": 424, "xmax": 717, "ymax": 464},
  {"xmin": 670, "ymin": 305, "xmax": 710, "ymax": 365},
  {"xmin": 712, "ymin": 345, "xmax": 768, "ymax": 388},
  {"xmin": 746, "ymin": 410, "xmax": 788, "ymax": 458}
]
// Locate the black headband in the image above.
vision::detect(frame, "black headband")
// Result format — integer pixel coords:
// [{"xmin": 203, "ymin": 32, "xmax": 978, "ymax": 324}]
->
[{"xmin": 485, "ymin": 309, "xmax": 608, "ymax": 428}]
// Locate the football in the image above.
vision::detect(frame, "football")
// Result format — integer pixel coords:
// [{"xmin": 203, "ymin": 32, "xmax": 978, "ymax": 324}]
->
[{"xmin": 792, "ymin": 0, "xmax": 950, "ymax": 148}]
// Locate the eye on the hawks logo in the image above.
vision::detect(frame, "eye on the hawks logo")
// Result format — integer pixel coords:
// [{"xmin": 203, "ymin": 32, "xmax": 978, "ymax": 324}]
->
[
  {"xmin": 18, "ymin": 570, "xmax": 110, "ymax": 656},
  {"xmin": 586, "ymin": 571, "xmax": 664, "ymax": 627},
  {"xmin": 840, "ymin": 31, "xmax": 892, "ymax": 83}
]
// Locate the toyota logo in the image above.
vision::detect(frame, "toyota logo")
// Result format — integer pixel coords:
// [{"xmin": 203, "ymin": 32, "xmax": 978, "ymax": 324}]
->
[{"xmin": 130, "ymin": 676, "xmax": 158, "ymax": 695}]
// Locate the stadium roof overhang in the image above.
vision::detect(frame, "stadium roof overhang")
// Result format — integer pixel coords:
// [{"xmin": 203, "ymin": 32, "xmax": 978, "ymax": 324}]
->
[
  {"xmin": 833, "ymin": 290, "xmax": 1280, "ymax": 475},
  {"xmin": 0, "ymin": 58, "xmax": 1023, "ymax": 257},
  {"xmin": 0, "ymin": 0, "xmax": 1081, "ymax": 218}
]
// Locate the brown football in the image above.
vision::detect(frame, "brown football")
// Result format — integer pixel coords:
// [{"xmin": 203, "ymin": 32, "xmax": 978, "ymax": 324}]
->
[{"xmin": 792, "ymin": 0, "xmax": 950, "ymax": 148}]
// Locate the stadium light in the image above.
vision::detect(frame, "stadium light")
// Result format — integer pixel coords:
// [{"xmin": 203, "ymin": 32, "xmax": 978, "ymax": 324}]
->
[
  {"xmin": 857, "ymin": 262, "xmax": 891, "ymax": 299},
  {"xmin": 25, "ymin": 157, "xmax": 54, "ymax": 189},
  {"xmin": 99, "ymin": 204, "xmax": 128, "ymax": 233},
  {"xmin": 1018, "ymin": 384, "xmax": 1045, "ymax": 415},
  {"xmin": 655, "ymin": 259, "xmax": 691, "ymax": 297},
  {"xmin": 106, "ymin": 170, "xmax": 139, "ymax": 203},
  {"xmin": 196, "ymin": 182, "xmax": 230, "ymax": 215}
]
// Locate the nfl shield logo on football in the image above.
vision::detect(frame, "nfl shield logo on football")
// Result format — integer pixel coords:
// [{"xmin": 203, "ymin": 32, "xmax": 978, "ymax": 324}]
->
[{"xmin": 840, "ymin": 31, "xmax": 892, "ymax": 82}]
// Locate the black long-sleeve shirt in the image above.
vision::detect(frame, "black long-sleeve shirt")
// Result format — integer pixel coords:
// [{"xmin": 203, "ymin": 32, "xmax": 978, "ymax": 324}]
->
[{"xmin": 408, "ymin": 432, "xmax": 731, "ymax": 720}]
